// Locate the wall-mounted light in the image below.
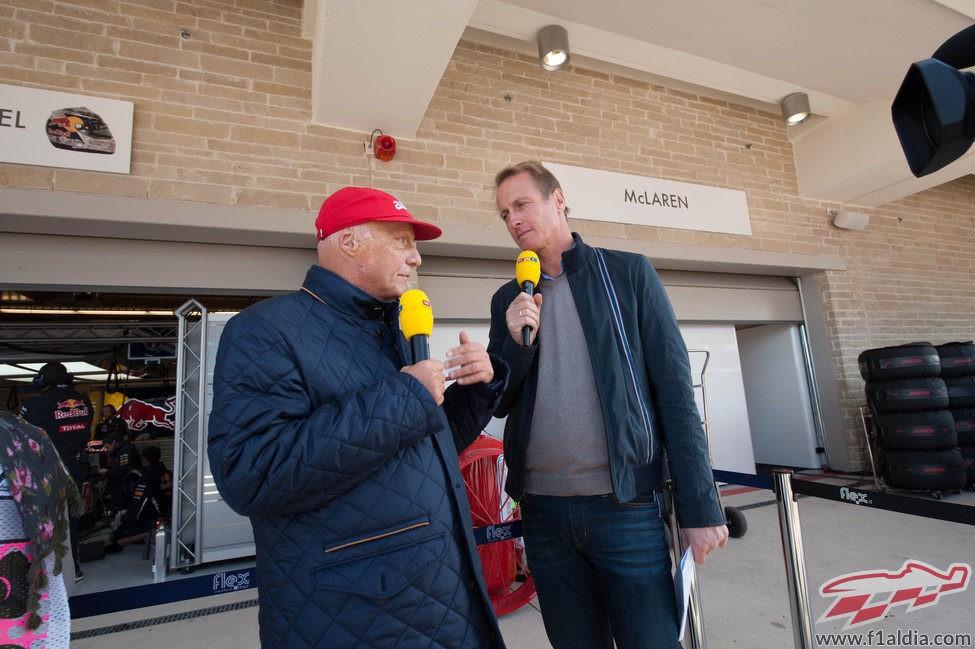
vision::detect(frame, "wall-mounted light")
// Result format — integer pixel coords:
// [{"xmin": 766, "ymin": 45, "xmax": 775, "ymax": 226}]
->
[
  {"xmin": 828, "ymin": 209, "xmax": 869, "ymax": 231},
  {"xmin": 780, "ymin": 92, "xmax": 811, "ymax": 126},
  {"xmin": 538, "ymin": 25, "xmax": 570, "ymax": 71}
]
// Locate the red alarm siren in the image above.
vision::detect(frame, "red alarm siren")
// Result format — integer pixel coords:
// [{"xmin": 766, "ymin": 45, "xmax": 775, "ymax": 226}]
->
[{"xmin": 374, "ymin": 134, "xmax": 396, "ymax": 162}]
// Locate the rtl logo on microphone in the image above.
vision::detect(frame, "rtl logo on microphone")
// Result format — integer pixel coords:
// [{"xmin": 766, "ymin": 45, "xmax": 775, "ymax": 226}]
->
[{"xmin": 517, "ymin": 255, "xmax": 538, "ymax": 264}]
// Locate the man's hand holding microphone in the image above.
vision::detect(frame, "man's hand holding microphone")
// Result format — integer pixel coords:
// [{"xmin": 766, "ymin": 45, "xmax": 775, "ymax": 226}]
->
[
  {"xmin": 399, "ymin": 290, "xmax": 494, "ymax": 405},
  {"xmin": 506, "ymin": 251, "xmax": 542, "ymax": 347}
]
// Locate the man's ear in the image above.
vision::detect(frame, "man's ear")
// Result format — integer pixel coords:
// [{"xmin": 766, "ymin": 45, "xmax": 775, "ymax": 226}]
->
[
  {"xmin": 336, "ymin": 228, "xmax": 358, "ymax": 257},
  {"xmin": 553, "ymin": 187, "xmax": 566, "ymax": 217}
]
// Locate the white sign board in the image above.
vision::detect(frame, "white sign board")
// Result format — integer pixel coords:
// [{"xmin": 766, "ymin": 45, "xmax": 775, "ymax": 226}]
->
[
  {"xmin": 544, "ymin": 162, "xmax": 751, "ymax": 236},
  {"xmin": 0, "ymin": 83, "xmax": 133, "ymax": 174}
]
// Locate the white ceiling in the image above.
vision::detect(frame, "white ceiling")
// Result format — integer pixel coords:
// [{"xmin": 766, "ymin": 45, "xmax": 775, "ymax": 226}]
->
[
  {"xmin": 502, "ymin": 0, "xmax": 970, "ymax": 104},
  {"xmin": 304, "ymin": 0, "xmax": 975, "ymax": 207}
]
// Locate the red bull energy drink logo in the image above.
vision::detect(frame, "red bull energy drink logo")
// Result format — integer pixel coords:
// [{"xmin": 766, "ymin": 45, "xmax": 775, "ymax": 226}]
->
[
  {"xmin": 819, "ymin": 560, "xmax": 970, "ymax": 629},
  {"xmin": 119, "ymin": 396, "xmax": 176, "ymax": 432},
  {"xmin": 54, "ymin": 398, "xmax": 89, "ymax": 419}
]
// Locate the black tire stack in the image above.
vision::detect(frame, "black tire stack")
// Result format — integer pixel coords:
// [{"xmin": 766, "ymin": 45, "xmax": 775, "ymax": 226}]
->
[
  {"xmin": 938, "ymin": 342, "xmax": 975, "ymax": 489},
  {"xmin": 859, "ymin": 343, "xmax": 967, "ymax": 494}
]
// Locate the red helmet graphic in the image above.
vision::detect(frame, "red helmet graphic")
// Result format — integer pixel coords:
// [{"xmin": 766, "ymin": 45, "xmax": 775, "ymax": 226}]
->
[{"xmin": 46, "ymin": 107, "xmax": 116, "ymax": 154}]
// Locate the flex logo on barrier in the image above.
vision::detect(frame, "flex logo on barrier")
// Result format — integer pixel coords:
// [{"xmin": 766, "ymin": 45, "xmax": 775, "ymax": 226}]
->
[
  {"xmin": 484, "ymin": 524, "xmax": 513, "ymax": 542},
  {"xmin": 212, "ymin": 570, "xmax": 252, "ymax": 595},
  {"xmin": 838, "ymin": 487, "xmax": 873, "ymax": 505},
  {"xmin": 818, "ymin": 560, "xmax": 970, "ymax": 629}
]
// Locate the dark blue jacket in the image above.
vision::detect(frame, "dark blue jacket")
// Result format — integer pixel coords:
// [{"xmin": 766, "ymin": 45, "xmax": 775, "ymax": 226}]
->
[
  {"xmin": 208, "ymin": 265, "xmax": 508, "ymax": 649},
  {"xmin": 488, "ymin": 234, "xmax": 723, "ymax": 528}
]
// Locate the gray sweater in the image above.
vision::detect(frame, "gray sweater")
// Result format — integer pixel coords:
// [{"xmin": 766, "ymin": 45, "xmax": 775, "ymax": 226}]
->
[{"xmin": 524, "ymin": 272, "xmax": 613, "ymax": 496}]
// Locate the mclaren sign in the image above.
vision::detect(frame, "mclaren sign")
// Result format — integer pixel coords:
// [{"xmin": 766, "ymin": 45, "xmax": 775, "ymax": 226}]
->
[{"xmin": 544, "ymin": 162, "xmax": 751, "ymax": 236}]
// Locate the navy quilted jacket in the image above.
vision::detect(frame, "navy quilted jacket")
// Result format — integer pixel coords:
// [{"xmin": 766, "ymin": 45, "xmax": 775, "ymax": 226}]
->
[{"xmin": 208, "ymin": 265, "xmax": 508, "ymax": 649}]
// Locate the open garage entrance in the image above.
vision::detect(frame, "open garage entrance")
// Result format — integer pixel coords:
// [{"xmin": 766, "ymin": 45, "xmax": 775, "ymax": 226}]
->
[{"xmin": 0, "ymin": 289, "xmax": 268, "ymax": 597}]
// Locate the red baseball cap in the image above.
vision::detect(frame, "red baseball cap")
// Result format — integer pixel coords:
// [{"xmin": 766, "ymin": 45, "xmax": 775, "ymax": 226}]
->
[{"xmin": 315, "ymin": 187, "xmax": 442, "ymax": 241}]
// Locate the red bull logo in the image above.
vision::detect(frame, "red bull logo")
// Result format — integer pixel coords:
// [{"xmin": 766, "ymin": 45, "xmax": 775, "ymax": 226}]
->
[
  {"xmin": 119, "ymin": 396, "xmax": 176, "ymax": 432},
  {"xmin": 54, "ymin": 398, "xmax": 89, "ymax": 419},
  {"xmin": 819, "ymin": 560, "xmax": 970, "ymax": 629}
]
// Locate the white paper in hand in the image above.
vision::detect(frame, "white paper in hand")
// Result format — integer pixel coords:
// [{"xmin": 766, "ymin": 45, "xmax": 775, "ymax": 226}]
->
[{"xmin": 674, "ymin": 546, "xmax": 695, "ymax": 641}]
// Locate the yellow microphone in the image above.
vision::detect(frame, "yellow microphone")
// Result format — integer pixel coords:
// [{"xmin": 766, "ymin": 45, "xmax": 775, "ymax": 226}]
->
[
  {"xmin": 515, "ymin": 251, "xmax": 541, "ymax": 346},
  {"xmin": 398, "ymin": 289, "xmax": 433, "ymax": 361}
]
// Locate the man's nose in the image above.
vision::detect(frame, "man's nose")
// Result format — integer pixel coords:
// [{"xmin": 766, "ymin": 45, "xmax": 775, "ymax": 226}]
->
[{"xmin": 407, "ymin": 247, "xmax": 421, "ymax": 267}]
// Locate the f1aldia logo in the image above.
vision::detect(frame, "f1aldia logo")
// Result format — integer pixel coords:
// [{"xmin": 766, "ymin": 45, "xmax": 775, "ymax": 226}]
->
[{"xmin": 818, "ymin": 560, "xmax": 970, "ymax": 629}]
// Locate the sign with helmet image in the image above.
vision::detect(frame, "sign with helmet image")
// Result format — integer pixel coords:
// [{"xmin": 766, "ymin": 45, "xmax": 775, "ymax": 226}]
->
[
  {"xmin": 0, "ymin": 83, "xmax": 132, "ymax": 173},
  {"xmin": 46, "ymin": 107, "xmax": 116, "ymax": 154}
]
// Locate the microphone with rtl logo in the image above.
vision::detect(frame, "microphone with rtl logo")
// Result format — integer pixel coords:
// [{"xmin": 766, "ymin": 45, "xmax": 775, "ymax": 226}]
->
[
  {"xmin": 398, "ymin": 289, "xmax": 433, "ymax": 361},
  {"xmin": 515, "ymin": 251, "xmax": 541, "ymax": 346}
]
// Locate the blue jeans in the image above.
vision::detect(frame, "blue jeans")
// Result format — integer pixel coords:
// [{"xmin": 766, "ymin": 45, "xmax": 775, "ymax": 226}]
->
[{"xmin": 521, "ymin": 492, "xmax": 680, "ymax": 649}]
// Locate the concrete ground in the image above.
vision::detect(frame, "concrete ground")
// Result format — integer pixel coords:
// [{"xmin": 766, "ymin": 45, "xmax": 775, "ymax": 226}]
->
[{"xmin": 70, "ymin": 471, "xmax": 975, "ymax": 648}]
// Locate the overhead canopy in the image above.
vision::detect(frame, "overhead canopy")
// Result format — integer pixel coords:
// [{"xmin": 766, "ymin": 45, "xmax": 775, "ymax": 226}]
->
[{"xmin": 302, "ymin": 0, "xmax": 975, "ymax": 207}]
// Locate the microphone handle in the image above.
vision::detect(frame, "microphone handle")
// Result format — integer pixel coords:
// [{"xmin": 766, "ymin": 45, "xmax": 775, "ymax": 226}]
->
[
  {"xmin": 411, "ymin": 334, "xmax": 430, "ymax": 362},
  {"xmin": 521, "ymin": 281, "xmax": 535, "ymax": 346}
]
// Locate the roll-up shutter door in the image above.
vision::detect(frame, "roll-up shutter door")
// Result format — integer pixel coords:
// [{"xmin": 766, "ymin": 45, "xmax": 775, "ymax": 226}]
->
[
  {"xmin": 0, "ymin": 233, "xmax": 316, "ymax": 294},
  {"xmin": 418, "ymin": 258, "xmax": 803, "ymax": 324},
  {"xmin": 1, "ymin": 235, "xmax": 802, "ymax": 325}
]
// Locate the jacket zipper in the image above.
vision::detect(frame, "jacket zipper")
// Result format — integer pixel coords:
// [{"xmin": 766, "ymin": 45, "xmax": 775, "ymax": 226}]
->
[{"xmin": 594, "ymin": 249, "xmax": 654, "ymax": 465}]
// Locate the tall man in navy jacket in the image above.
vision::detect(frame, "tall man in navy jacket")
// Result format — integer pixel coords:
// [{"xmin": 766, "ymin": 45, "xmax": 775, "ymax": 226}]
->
[
  {"xmin": 208, "ymin": 187, "xmax": 508, "ymax": 649},
  {"xmin": 488, "ymin": 162, "xmax": 728, "ymax": 649}
]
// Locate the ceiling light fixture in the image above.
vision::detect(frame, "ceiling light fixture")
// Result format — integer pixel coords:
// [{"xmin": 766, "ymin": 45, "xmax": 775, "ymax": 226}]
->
[
  {"xmin": 538, "ymin": 25, "xmax": 570, "ymax": 71},
  {"xmin": 780, "ymin": 92, "xmax": 811, "ymax": 126}
]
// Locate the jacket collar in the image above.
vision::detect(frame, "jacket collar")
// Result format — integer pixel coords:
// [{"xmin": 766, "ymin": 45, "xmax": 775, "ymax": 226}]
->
[
  {"xmin": 562, "ymin": 232, "xmax": 592, "ymax": 275},
  {"xmin": 300, "ymin": 265, "xmax": 399, "ymax": 321}
]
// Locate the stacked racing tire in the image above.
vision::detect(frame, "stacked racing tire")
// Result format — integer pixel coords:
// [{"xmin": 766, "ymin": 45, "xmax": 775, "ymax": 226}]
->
[
  {"xmin": 859, "ymin": 343, "xmax": 967, "ymax": 497},
  {"xmin": 938, "ymin": 342, "xmax": 975, "ymax": 491}
]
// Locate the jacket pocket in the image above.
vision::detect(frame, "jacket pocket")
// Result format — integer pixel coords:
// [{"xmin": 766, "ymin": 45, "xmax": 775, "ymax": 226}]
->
[{"xmin": 313, "ymin": 518, "xmax": 446, "ymax": 600}]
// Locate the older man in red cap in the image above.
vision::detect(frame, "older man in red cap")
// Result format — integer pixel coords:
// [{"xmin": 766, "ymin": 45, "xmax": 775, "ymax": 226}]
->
[{"xmin": 208, "ymin": 187, "xmax": 509, "ymax": 649}]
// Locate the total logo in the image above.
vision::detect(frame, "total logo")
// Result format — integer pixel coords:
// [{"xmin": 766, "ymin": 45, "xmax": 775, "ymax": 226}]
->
[
  {"xmin": 819, "ymin": 560, "xmax": 970, "ymax": 629},
  {"xmin": 838, "ymin": 487, "xmax": 872, "ymax": 505}
]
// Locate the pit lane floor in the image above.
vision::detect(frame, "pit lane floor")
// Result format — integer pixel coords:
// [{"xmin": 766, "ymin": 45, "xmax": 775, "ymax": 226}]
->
[{"xmin": 70, "ymin": 471, "xmax": 975, "ymax": 648}]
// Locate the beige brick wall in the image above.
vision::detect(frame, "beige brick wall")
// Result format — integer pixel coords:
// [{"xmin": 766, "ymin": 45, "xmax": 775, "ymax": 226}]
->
[{"xmin": 2, "ymin": 0, "xmax": 974, "ymax": 469}]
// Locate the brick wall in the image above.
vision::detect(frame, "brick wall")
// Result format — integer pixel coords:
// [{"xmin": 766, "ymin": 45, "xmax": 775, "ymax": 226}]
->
[{"xmin": 2, "ymin": 0, "xmax": 974, "ymax": 468}]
